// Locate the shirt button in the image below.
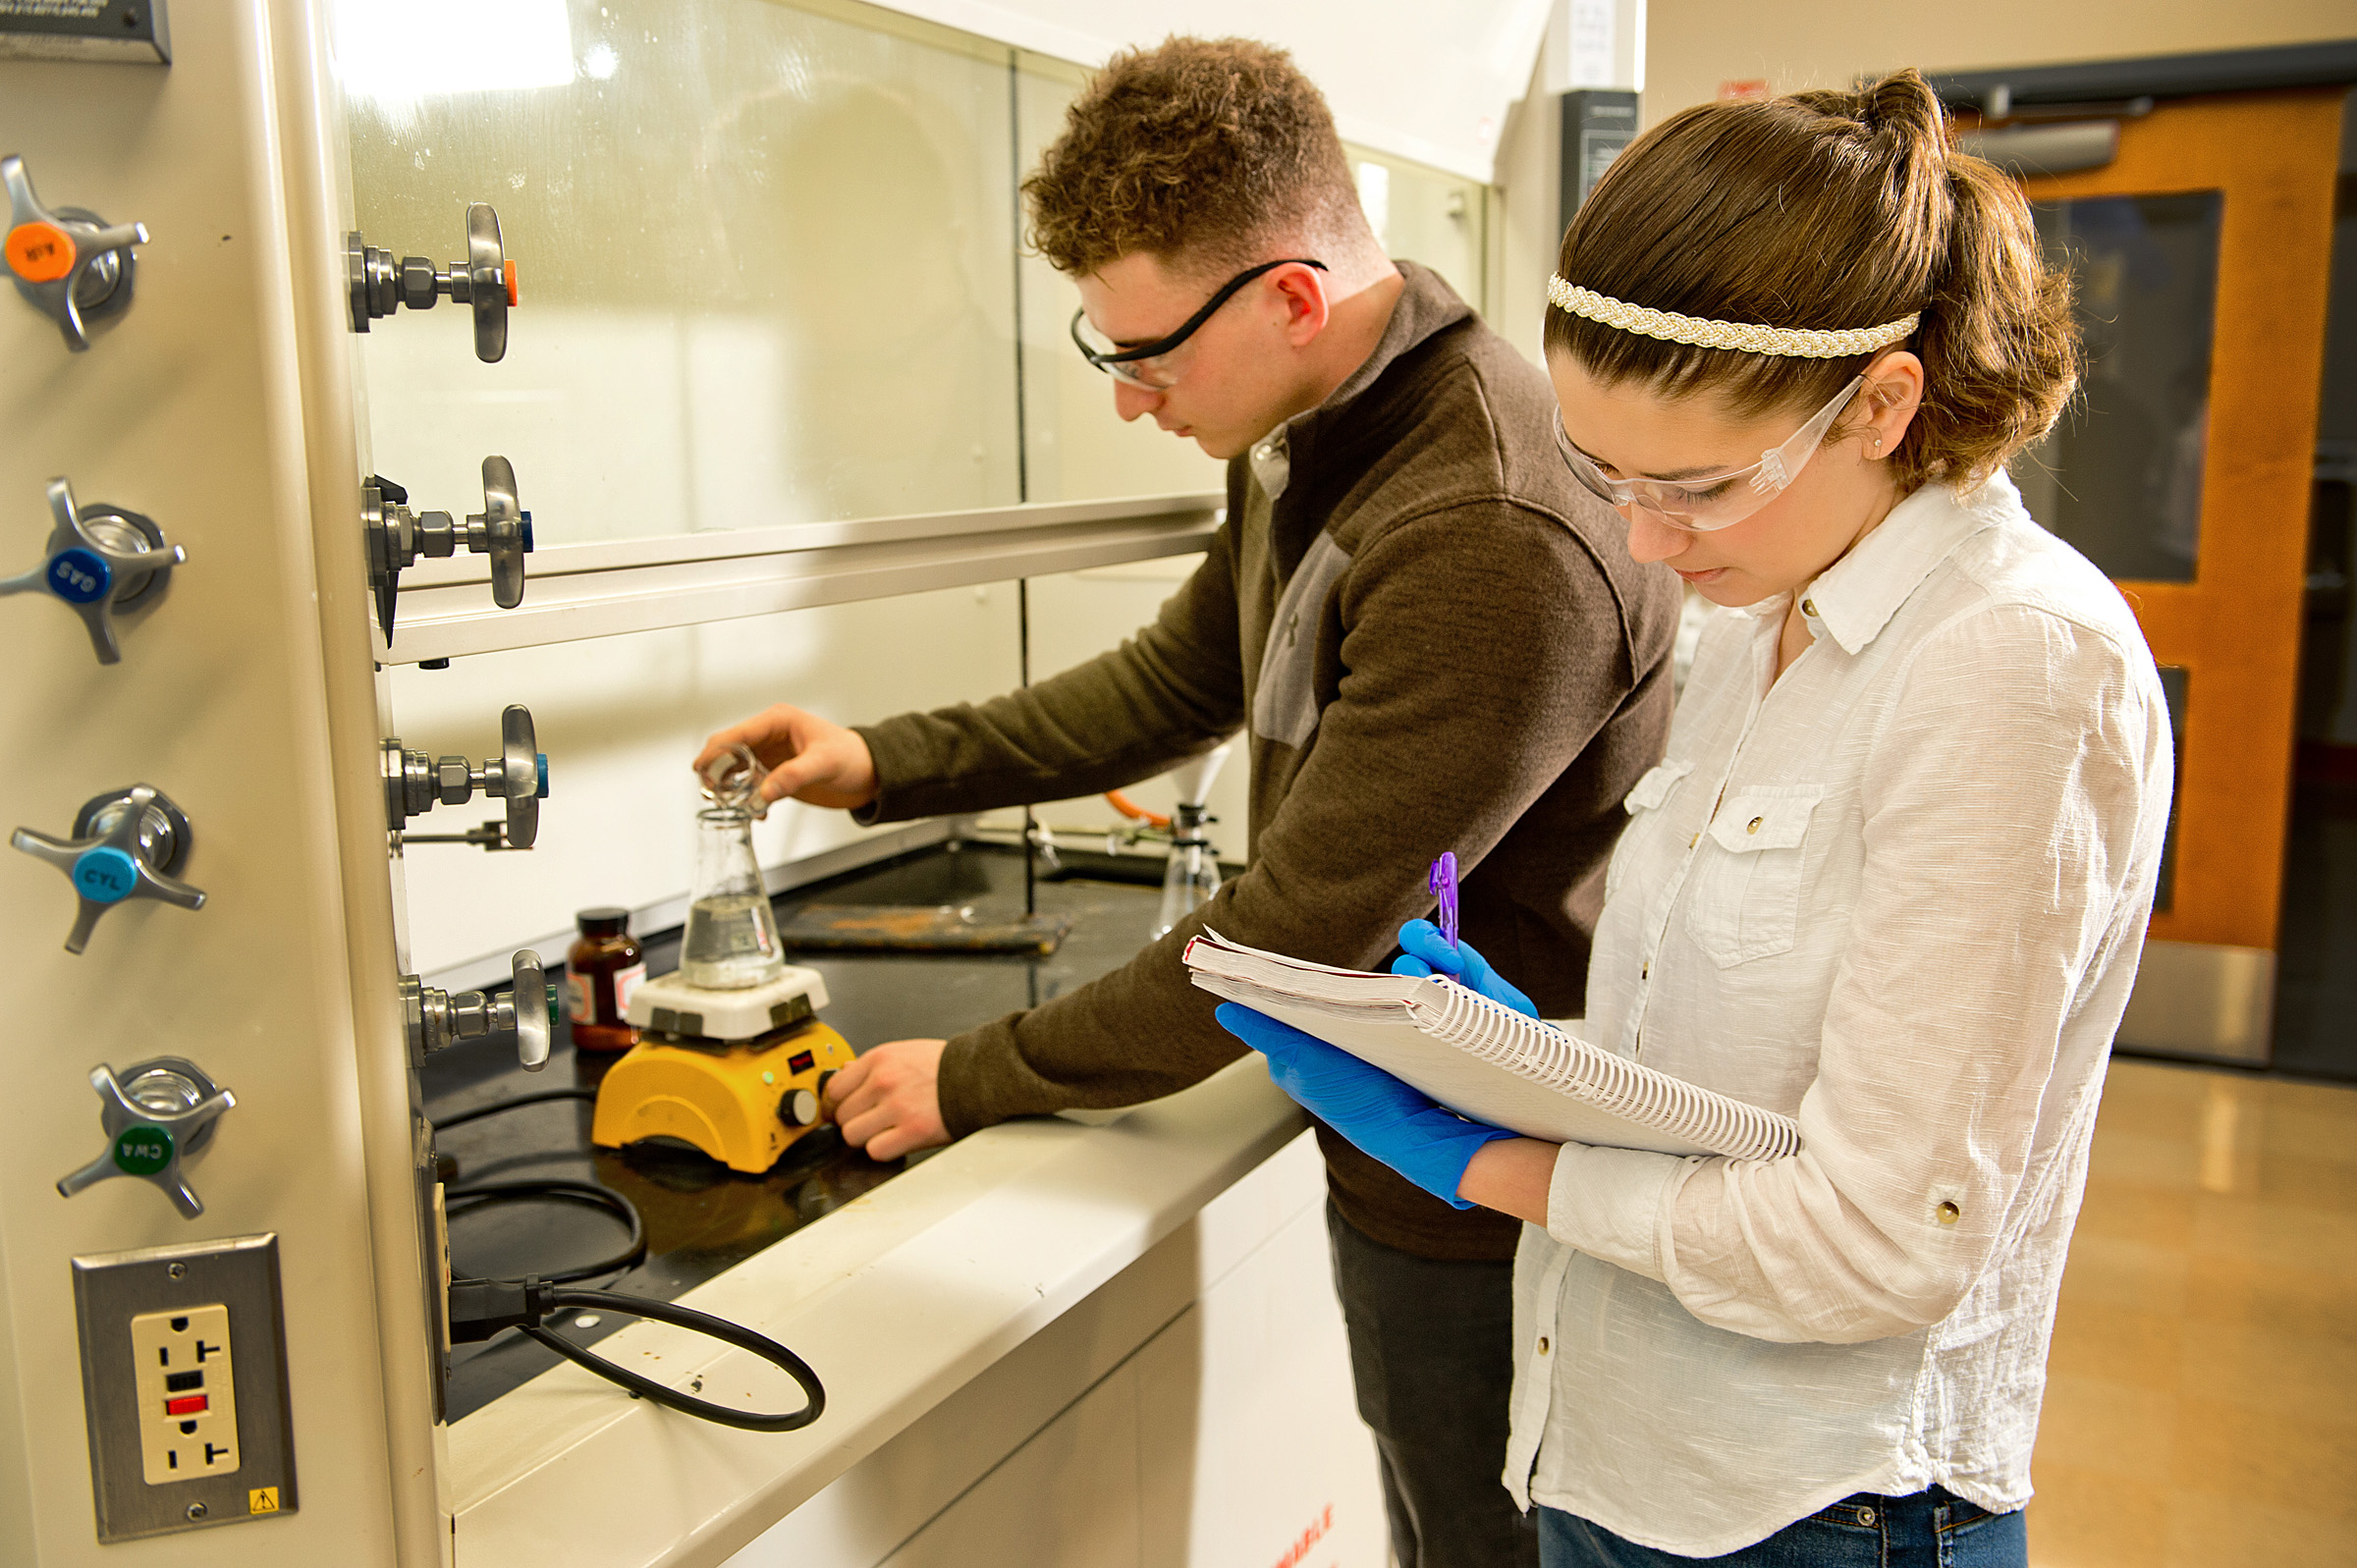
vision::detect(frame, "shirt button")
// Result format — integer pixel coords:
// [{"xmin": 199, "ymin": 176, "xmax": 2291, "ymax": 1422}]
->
[
  {"xmin": 1537, "ymin": 1336, "xmax": 1550, "ymax": 1355},
  {"xmin": 1640, "ymin": 962, "xmax": 1649, "ymax": 980},
  {"xmin": 1746, "ymin": 816, "xmax": 1763, "ymax": 834},
  {"xmin": 1857, "ymin": 1507, "xmax": 1877, "ymax": 1527},
  {"xmin": 1936, "ymin": 1201, "xmax": 1961, "ymax": 1225},
  {"xmin": 1801, "ymin": 597, "xmax": 1819, "ymax": 618},
  {"xmin": 1688, "ymin": 832, "xmax": 1700, "ymax": 848}
]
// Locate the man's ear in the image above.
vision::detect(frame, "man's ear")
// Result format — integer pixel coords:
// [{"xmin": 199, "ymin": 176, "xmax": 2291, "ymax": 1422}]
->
[{"xmin": 1269, "ymin": 262, "xmax": 1332, "ymax": 348}]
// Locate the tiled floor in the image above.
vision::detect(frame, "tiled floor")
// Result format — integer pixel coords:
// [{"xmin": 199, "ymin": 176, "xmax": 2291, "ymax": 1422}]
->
[{"xmin": 2028, "ymin": 1058, "xmax": 2357, "ymax": 1566}]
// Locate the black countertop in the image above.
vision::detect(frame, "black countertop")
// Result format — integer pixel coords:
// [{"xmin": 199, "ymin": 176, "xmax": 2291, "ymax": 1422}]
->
[{"xmin": 423, "ymin": 839, "xmax": 1169, "ymax": 1421}]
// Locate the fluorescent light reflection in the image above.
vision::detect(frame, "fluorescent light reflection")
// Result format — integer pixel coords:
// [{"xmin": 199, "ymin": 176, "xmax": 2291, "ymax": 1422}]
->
[{"xmin": 337, "ymin": 0, "xmax": 576, "ymax": 100}]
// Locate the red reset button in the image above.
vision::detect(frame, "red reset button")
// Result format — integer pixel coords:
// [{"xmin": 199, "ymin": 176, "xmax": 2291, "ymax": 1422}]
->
[
  {"xmin": 165, "ymin": 1394, "xmax": 209, "ymax": 1417},
  {"xmin": 6, "ymin": 221, "xmax": 76, "ymax": 284}
]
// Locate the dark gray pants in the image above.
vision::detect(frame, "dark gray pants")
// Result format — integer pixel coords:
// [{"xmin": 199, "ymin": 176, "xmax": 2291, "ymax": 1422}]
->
[{"xmin": 1328, "ymin": 1200, "xmax": 1540, "ymax": 1568}]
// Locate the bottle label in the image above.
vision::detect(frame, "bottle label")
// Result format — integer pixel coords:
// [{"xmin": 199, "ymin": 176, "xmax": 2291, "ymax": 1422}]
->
[
  {"xmin": 566, "ymin": 973, "xmax": 593, "ymax": 1024},
  {"xmin": 611, "ymin": 963, "xmax": 647, "ymax": 1020}
]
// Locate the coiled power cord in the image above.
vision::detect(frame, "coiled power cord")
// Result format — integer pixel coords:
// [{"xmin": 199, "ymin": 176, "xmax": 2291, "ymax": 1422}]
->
[{"xmin": 434, "ymin": 1088, "xmax": 826, "ymax": 1433}]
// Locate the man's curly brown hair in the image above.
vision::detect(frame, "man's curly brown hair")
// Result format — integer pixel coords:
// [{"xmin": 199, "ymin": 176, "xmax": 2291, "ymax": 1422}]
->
[{"xmin": 1023, "ymin": 36, "xmax": 1366, "ymax": 279}]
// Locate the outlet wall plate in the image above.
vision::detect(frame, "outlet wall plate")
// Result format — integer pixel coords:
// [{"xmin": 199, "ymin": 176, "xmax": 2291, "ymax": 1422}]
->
[{"xmin": 70, "ymin": 1232, "xmax": 297, "ymax": 1543}]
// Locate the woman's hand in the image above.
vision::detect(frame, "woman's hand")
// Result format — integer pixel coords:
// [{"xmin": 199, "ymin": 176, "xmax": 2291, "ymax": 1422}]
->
[
  {"xmin": 1215, "ymin": 1002, "xmax": 1516, "ymax": 1209},
  {"xmin": 1391, "ymin": 920, "xmax": 1539, "ymax": 1017},
  {"xmin": 694, "ymin": 704, "xmax": 879, "ymax": 810}
]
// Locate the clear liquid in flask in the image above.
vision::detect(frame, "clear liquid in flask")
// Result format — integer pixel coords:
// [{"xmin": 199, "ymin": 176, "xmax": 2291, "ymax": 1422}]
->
[{"xmin": 680, "ymin": 892, "xmax": 784, "ymax": 990}]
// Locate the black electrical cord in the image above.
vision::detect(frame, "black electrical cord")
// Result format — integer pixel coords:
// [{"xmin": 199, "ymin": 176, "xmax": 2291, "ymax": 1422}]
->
[
  {"xmin": 525, "ymin": 1287, "xmax": 825, "ymax": 1433},
  {"xmin": 431, "ymin": 1085, "xmax": 598, "ymax": 1133},
  {"xmin": 447, "ymin": 1276, "xmax": 825, "ymax": 1433},
  {"xmin": 442, "ymin": 1178, "xmax": 646, "ymax": 1282},
  {"xmin": 432, "ymin": 1090, "xmax": 826, "ymax": 1433}
]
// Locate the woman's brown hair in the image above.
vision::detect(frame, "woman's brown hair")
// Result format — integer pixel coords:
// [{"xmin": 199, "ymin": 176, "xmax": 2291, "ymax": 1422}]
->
[{"xmin": 1544, "ymin": 69, "xmax": 2078, "ymax": 493}]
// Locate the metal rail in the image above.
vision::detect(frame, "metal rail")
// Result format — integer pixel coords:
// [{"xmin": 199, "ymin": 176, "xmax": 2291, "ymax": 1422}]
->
[{"xmin": 374, "ymin": 491, "xmax": 1224, "ymax": 666}]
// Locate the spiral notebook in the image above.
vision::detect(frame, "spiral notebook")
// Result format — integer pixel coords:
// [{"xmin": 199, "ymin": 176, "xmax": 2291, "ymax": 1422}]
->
[{"xmin": 1182, "ymin": 930, "xmax": 1799, "ymax": 1162}]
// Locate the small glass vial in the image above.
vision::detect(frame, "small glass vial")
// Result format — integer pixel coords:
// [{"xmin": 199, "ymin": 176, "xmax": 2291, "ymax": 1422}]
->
[{"xmin": 565, "ymin": 906, "xmax": 646, "ymax": 1052}]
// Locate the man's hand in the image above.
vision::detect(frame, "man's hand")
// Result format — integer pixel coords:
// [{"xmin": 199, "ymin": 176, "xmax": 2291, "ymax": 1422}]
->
[
  {"xmin": 695, "ymin": 705, "xmax": 879, "ymax": 811},
  {"xmin": 825, "ymin": 1038, "xmax": 951, "ymax": 1161}
]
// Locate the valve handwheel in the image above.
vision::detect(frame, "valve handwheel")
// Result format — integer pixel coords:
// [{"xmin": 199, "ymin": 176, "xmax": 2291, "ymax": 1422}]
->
[
  {"xmin": 383, "ymin": 703, "xmax": 550, "ymax": 850},
  {"xmin": 348, "ymin": 200, "xmax": 516, "ymax": 362},
  {"xmin": 362, "ymin": 456, "xmax": 532, "ymax": 642}
]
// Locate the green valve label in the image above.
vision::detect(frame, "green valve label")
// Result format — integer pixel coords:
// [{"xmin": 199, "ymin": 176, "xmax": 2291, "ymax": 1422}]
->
[{"xmin": 112, "ymin": 1125, "xmax": 174, "ymax": 1176}]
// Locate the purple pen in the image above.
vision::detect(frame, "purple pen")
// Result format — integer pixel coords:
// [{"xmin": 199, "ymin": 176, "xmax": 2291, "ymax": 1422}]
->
[{"xmin": 1427, "ymin": 851, "xmax": 1459, "ymax": 956}]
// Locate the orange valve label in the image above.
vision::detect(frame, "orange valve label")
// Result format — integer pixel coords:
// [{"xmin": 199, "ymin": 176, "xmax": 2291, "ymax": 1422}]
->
[
  {"xmin": 504, "ymin": 258, "xmax": 519, "ymax": 305},
  {"xmin": 6, "ymin": 221, "xmax": 75, "ymax": 284}
]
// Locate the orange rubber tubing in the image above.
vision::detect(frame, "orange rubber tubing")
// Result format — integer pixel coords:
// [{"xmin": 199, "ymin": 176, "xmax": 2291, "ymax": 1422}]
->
[{"xmin": 1104, "ymin": 790, "xmax": 1170, "ymax": 829}]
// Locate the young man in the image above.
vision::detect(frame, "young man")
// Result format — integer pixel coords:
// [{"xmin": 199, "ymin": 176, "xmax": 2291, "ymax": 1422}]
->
[{"xmin": 698, "ymin": 37, "xmax": 1676, "ymax": 1567}]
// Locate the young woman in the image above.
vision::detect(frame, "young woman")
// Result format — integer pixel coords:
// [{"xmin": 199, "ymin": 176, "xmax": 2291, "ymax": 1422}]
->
[{"xmin": 1216, "ymin": 70, "xmax": 2174, "ymax": 1567}]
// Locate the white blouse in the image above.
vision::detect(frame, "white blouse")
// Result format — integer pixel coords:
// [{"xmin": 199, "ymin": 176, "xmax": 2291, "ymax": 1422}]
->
[{"xmin": 1505, "ymin": 473, "xmax": 2174, "ymax": 1554}]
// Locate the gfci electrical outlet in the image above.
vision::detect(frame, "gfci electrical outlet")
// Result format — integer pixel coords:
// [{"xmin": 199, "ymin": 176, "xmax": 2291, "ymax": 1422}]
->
[
  {"xmin": 71, "ymin": 1234, "xmax": 297, "ymax": 1543},
  {"xmin": 131, "ymin": 1304, "xmax": 241, "ymax": 1482}
]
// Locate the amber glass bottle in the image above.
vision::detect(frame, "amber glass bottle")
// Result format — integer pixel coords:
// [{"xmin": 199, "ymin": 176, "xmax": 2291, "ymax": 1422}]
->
[{"xmin": 565, "ymin": 906, "xmax": 645, "ymax": 1053}]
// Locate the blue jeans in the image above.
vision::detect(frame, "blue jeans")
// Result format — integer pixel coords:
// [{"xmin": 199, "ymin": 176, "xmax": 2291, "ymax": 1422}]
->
[{"xmin": 1538, "ymin": 1487, "xmax": 2026, "ymax": 1568}]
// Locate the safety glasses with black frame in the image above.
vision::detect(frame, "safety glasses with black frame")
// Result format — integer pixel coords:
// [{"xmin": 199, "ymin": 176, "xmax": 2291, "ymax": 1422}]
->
[{"xmin": 1070, "ymin": 257, "xmax": 1329, "ymax": 391}]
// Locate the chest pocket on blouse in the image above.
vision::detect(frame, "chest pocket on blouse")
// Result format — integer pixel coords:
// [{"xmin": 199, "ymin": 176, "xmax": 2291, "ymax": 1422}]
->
[
  {"xmin": 1684, "ymin": 784, "xmax": 1825, "ymax": 967},
  {"xmin": 1607, "ymin": 759, "xmax": 1693, "ymax": 901}
]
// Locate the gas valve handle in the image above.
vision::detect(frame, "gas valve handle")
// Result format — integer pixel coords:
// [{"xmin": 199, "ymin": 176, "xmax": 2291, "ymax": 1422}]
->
[
  {"xmin": 384, "ymin": 703, "xmax": 548, "ymax": 849},
  {"xmin": 56, "ymin": 1057, "xmax": 235, "ymax": 1219},
  {"xmin": 511, "ymin": 951, "xmax": 550, "ymax": 1069},
  {"xmin": 475, "ymin": 456, "xmax": 529, "ymax": 611},
  {"xmin": 347, "ymin": 200, "xmax": 515, "ymax": 362},
  {"xmin": 11, "ymin": 784, "xmax": 205, "ymax": 953},
  {"xmin": 362, "ymin": 456, "xmax": 532, "ymax": 642},
  {"xmin": 402, "ymin": 950, "xmax": 553, "ymax": 1071},
  {"xmin": 0, "ymin": 477, "xmax": 184, "ymax": 664},
  {"xmin": 4, "ymin": 154, "xmax": 146, "ymax": 351}
]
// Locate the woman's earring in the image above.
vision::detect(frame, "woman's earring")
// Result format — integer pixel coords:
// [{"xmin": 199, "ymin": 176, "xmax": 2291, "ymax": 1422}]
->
[{"xmin": 1870, "ymin": 432, "xmax": 1885, "ymax": 453}]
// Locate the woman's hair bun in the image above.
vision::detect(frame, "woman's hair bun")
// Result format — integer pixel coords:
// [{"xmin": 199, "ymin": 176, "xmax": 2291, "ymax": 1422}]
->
[{"xmin": 1858, "ymin": 68, "xmax": 1948, "ymax": 146}]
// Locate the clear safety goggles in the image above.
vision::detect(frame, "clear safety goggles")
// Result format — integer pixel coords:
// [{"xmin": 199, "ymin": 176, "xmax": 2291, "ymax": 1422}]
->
[
  {"xmin": 1069, "ymin": 257, "xmax": 1327, "ymax": 391},
  {"xmin": 1553, "ymin": 374, "xmax": 1866, "ymax": 532}
]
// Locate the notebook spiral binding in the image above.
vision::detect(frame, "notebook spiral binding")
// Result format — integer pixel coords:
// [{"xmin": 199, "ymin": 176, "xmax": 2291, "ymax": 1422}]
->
[{"xmin": 1409, "ymin": 984, "xmax": 1801, "ymax": 1162}]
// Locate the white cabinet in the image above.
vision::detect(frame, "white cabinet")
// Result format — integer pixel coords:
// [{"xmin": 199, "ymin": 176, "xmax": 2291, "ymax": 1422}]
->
[
  {"xmin": 879, "ymin": 1366, "xmax": 1143, "ymax": 1568},
  {"xmin": 1135, "ymin": 1203, "xmax": 1386, "ymax": 1568},
  {"xmin": 725, "ymin": 1132, "xmax": 1385, "ymax": 1568}
]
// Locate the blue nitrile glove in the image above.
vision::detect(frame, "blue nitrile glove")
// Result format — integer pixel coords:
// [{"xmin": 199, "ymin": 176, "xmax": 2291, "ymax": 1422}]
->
[
  {"xmin": 1216, "ymin": 1001, "xmax": 1515, "ymax": 1210},
  {"xmin": 1391, "ymin": 920, "xmax": 1539, "ymax": 1018}
]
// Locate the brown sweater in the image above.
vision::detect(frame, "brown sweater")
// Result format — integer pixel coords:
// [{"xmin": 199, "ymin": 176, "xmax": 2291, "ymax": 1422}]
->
[{"xmin": 855, "ymin": 264, "xmax": 1679, "ymax": 1260}]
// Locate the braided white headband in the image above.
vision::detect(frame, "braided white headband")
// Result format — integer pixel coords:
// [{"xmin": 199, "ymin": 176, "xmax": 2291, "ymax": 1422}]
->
[{"xmin": 1548, "ymin": 275, "xmax": 1919, "ymax": 358}]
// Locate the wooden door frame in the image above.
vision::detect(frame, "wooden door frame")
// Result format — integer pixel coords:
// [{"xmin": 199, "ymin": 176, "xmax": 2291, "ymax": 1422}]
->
[{"xmin": 2020, "ymin": 88, "xmax": 2342, "ymax": 952}]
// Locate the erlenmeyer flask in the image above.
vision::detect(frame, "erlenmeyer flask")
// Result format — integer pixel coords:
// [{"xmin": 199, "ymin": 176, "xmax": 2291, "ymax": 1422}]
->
[
  {"xmin": 1152, "ymin": 742, "xmax": 1230, "ymax": 940},
  {"xmin": 1154, "ymin": 808, "xmax": 1222, "ymax": 939},
  {"xmin": 680, "ymin": 805, "xmax": 785, "ymax": 990}
]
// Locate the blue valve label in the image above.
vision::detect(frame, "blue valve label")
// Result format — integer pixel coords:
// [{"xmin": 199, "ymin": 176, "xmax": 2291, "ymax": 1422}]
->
[
  {"xmin": 47, "ymin": 547, "xmax": 111, "ymax": 605},
  {"xmin": 112, "ymin": 1124, "xmax": 174, "ymax": 1177},
  {"xmin": 72, "ymin": 846, "xmax": 138, "ymax": 903}
]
